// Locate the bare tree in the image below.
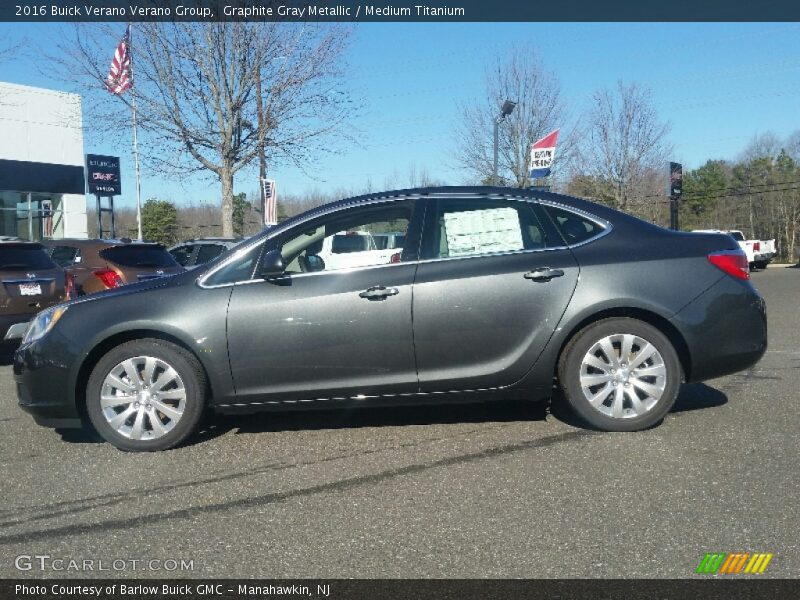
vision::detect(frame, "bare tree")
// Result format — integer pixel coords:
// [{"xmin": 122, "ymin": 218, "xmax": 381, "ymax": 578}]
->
[
  {"xmin": 454, "ymin": 46, "xmax": 574, "ymax": 188},
  {"xmin": 573, "ymin": 81, "xmax": 671, "ymax": 212},
  {"xmin": 53, "ymin": 22, "xmax": 353, "ymax": 237}
]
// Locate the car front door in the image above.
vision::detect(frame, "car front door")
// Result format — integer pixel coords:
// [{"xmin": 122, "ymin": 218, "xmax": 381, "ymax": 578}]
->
[
  {"xmin": 412, "ymin": 196, "xmax": 579, "ymax": 392},
  {"xmin": 225, "ymin": 200, "xmax": 424, "ymax": 404}
]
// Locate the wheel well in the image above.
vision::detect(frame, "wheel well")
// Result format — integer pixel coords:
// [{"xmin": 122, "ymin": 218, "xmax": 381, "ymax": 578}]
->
[
  {"xmin": 555, "ymin": 308, "xmax": 692, "ymax": 381},
  {"xmin": 74, "ymin": 330, "xmax": 214, "ymax": 425}
]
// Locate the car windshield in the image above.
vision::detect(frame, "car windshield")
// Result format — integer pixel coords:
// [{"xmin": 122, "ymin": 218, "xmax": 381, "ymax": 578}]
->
[
  {"xmin": 0, "ymin": 246, "xmax": 58, "ymax": 270},
  {"xmin": 100, "ymin": 245, "xmax": 178, "ymax": 268}
]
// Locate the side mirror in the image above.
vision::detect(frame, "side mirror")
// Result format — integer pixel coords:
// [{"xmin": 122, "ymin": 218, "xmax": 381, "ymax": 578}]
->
[{"xmin": 259, "ymin": 249, "xmax": 285, "ymax": 278}]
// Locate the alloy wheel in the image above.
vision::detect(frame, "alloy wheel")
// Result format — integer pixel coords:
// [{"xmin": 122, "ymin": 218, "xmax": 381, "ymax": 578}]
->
[
  {"xmin": 578, "ymin": 333, "xmax": 667, "ymax": 419},
  {"xmin": 100, "ymin": 356, "xmax": 187, "ymax": 441}
]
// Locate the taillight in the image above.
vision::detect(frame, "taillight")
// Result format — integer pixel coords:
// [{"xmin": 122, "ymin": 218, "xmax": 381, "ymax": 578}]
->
[
  {"xmin": 390, "ymin": 252, "xmax": 402, "ymax": 264},
  {"xmin": 753, "ymin": 241, "xmax": 760, "ymax": 252},
  {"xmin": 64, "ymin": 272, "xmax": 74, "ymax": 299},
  {"xmin": 708, "ymin": 251, "xmax": 749, "ymax": 280},
  {"xmin": 93, "ymin": 268, "xmax": 123, "ymax": 288}
]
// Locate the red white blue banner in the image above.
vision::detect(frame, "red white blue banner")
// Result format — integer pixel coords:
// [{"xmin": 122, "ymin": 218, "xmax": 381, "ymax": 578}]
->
[{"xmin": 528, "ymin": 129, "xmax": 559, "ymax": 179}]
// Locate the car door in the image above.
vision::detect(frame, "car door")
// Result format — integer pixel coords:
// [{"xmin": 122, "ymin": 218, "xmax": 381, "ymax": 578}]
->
[
  {"xmin": 412, "ymin": 196, "xmax": 579, "ymax": 392},
  {"xmin": 225, "ymin": 199, "xmax": 424, "ymax": 404}
]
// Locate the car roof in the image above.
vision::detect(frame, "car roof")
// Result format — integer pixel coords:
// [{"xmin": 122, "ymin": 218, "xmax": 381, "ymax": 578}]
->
[
  {"xmin": 266, "ymin": 186, "xmax": 622, "ymax": 239},
  {"xmin": 0, "ymin": 241, "xmax": 46, "ymax": 249},
  {"xmin": 42, "ymin": 238, "xmax": 162, "ymax": 247},
  {"xmin": 175, "ymin": 238, "xmax": 240, "ymax": 245}
]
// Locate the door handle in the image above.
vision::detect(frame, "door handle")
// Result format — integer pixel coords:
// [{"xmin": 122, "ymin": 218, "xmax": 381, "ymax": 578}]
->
[
  {"xmin": 524, "ymin": 268, "xmax": 565, "ymax": 282},
  {"xmin": 359, "ymin": 286, "xmax": 399, "ymax": 300}
]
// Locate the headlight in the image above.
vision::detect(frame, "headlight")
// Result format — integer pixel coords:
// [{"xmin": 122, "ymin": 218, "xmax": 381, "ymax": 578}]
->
[{"xmin": 22, "ymin": 305, "xmax": 68, "ymax": 345}]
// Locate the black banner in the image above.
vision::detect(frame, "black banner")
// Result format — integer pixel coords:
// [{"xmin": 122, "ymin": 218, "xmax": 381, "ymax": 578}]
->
[
  {"xmin": 86, "ymin": 155, "xmax": 121, "ymax": 196},
  {"xmin": 0, "ymin": 159, "xmax": 84, "ymax": 195},
  {"xmin": 3, "ymin": 0, "xmax": 800, "ymax": 22},
  {"xmin": 1, "ymin": 579, "xmax": 797, "ymax": 600}
]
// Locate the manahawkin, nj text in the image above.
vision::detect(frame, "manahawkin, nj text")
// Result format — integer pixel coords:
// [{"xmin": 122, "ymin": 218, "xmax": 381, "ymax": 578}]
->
[{"xmin": 38, "ymin": 4, "xmax": 466, "ymax": 19}]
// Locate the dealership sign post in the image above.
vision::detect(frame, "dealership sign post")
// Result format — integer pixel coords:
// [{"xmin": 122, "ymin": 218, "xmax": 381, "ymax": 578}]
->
[
  {"xmin": 669, "ymin": 161, "xmax": 682, "ymax": 231},
  {"xmin": 86, "ymin": 154, "xmax": 121, "ymax": 238}
]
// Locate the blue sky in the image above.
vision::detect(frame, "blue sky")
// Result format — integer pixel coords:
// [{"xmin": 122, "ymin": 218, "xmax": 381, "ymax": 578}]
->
[{"xmin": 1, "ymin": 22, "xmax": 800, "ymax": 211}]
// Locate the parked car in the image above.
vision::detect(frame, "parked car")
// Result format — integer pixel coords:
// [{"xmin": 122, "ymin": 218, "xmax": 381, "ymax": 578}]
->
[
  {"xmin": 168, "ymin": 238, "xmax": 242, "ymax": 269},
  {"xmin": 1, "ymin": 241, "xmax": 71, "ymax": 343},
  {"xmin": 42, "ymin": 239, "xmax": 184, "ymax": 295},
  {"xmin": 14, "ymin": 187, "xmax": 767, "ymax": 451}
]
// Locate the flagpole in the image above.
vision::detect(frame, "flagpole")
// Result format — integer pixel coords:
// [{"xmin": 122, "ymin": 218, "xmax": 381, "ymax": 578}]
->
[{"xmin": 129, "ymin": 24, "xmax": 143, "ymax": 241}]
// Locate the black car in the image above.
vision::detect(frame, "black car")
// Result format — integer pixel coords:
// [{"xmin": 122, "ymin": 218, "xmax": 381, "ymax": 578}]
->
[{"xmin": 13, "ymin": 187, "xmax": 767, "ymax": 451}]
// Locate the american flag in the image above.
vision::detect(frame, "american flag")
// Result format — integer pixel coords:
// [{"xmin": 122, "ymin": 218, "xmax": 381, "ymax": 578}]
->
[
  {"xmin": 106, "ymin": 25, "xmax": 132, "ymax": 95},
  {"xmin": 261, "ymin": 178, "xmax": 278, "ymax": 225}
]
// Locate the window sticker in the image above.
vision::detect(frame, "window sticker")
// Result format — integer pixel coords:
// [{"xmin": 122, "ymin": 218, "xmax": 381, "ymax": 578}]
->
[{"xmin": 443, "ymin": 207, "xmax": 524, "ymax": 257}]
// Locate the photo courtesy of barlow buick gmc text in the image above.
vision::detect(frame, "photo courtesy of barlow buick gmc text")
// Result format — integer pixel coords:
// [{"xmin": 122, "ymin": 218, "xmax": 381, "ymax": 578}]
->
[{"xmin": 0, "ymin": 2, "xmax": 798, "ymax": 598}]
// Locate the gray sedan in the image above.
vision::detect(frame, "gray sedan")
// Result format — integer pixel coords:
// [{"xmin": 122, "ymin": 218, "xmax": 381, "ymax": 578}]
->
[{"xmin": 13, "ymin": 187, "xmax": 767, "ymax": 451}]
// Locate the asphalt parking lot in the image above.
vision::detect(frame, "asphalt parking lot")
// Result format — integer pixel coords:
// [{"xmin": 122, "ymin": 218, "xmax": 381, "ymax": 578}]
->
[{"xmin": 0, "ymin": 267, "xmax": 797, "ymax": 579}]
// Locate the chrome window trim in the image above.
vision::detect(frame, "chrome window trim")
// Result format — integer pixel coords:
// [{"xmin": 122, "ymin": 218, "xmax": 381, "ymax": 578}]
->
[
  {"xmin": 197, "ymin": 196, "xmax": 417, "ymax": 290},
  {"xmin": 196, "ymin": 192, "xmax": 612, "ymax": 289}
]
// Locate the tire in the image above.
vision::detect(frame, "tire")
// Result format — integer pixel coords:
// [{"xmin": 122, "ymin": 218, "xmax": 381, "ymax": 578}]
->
[
  {"xmin": 754, "ymin": 261, "xmax": 767, "ymax": 270},
  {"xmin": 558, "ymin": 318, "xmax": 682, "ymax": 432},
  {"xmin": 86, "ymin": 339, "xmax": 207, "ymax": 451}
]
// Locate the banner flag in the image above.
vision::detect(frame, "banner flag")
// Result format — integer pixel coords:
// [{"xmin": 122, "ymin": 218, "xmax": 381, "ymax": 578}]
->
[{"xmin": 529, "ymin": 129, "xmax": 560, "ymax": 179}]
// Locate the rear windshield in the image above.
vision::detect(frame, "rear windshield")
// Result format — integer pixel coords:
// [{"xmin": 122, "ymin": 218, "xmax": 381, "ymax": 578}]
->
[
  {"xmin": 100, "ymin": 245, "xmax": 178, "ymax": 268},
  {"xmin": 730, "ymin": 231, "xmax": 745, "ymax": 241},
  {"xmin": 0, "ymin": 246, "xmax": 58, "ymax": 270}
]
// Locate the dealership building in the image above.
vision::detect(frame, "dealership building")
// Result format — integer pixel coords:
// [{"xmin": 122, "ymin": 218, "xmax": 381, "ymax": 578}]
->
[{"xmin": 0, "ymin": 81, "xmax": 88, "ymax": 240}]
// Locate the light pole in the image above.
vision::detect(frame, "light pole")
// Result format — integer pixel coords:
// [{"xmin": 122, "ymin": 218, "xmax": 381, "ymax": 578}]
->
[{"xmin": 493, "ymin": 100, "xmax": 516, "ymax": 185}]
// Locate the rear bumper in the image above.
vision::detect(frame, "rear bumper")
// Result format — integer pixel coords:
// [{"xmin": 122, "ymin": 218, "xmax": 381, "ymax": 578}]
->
[
  {"xmin": 671, "ymin": 276, "xmax": 767, "ymax": 382},
  {"xmin": 13, "ymin": 332, "xmax": 82, "ymax": 429},
  {"xmin": 754, "ymin": 253, "xmax": 773, "ymax": 264}
]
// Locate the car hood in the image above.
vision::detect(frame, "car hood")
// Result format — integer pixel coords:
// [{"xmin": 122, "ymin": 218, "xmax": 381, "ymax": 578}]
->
[{"xmin": 66, "ymin": 269, "xmax": 196, "ymax": 308}]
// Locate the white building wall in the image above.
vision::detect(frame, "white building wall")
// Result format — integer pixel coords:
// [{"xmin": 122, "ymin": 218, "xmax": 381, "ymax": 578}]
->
[{"xmin": 0, "ymin": 82, "xmax": 87, "ymax": 238}]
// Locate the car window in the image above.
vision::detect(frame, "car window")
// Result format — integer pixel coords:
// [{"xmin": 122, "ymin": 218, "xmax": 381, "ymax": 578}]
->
[
  {"xmin": 170, "ymin": 245, "xmax": 195, "ymax": 266},
  {"xmin": 100, "ymin": 245, "xmax": 178, "ymax": 268},
  {"xmin": 196, "ymin": 244, "xmax": 226, "ymax": 264},
  {"xmin": 544, "ymin": 206, "xmax": 605, "ymax": 246},
  {"xmin": 279, "ymin": 204, "xmax": 412, "ymax": 274},
  {"xmin": 203, "ymin": 242, "xmax": 263, "ymax": 286},
  {"xmin": 428, "ymin": 199, "xmax": 547, "ymax": 259},
  {"xmin": 331, "ymin": 234, "xmax": 376, "ymax": 254},
  {"xmin": 0, "ymin": 245, "xmax": 59, "ymax": 270},
  {"xmin": 49, "ymin": 245, "xmax": 80, "ymax": 267}
]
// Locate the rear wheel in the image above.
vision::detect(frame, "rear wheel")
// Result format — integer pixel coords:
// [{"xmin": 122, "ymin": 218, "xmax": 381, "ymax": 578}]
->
[
  {"xmin": 558, "ymin": 318, "xmax": 681, "ymax": 432},
  {"xmin": 86, "ymin": 339, "xmax": 206, "ymax": 451}
]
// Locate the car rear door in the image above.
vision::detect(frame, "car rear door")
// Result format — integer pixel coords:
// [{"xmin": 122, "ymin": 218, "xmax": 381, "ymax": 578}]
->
[{"xmin": 412, "ymin": 196, "xmax": 579, "ymax": 392}]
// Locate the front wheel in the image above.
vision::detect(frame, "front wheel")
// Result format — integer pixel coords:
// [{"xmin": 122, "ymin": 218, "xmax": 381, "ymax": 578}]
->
[
  {"xmin": 558, "ymin": 318, "xmax": 682, "ymax": 432},
  {"xmin": 86, "ymin": 339, "xmax": 207, "ymax": 451}
]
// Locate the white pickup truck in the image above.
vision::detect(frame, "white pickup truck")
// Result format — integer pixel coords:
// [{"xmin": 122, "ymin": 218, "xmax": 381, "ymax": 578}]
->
[
  {"xmin": 317, "ymin": 230, "xmax": 400, "ymax": 271},
  {"xmin": 692, "ymin": 229, "xmax": 776, "ymax": 270}
]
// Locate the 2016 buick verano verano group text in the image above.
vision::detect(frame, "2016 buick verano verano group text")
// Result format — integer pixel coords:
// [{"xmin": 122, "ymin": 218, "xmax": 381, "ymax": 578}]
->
[{"xmin": 13, "ymin": 187, "xmax": 767, "ymax": 451}]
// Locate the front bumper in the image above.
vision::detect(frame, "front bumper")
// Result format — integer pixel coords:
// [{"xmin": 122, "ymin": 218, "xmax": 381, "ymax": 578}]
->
[
  {"xmin": 670, "ymin": 275, "xmax": 767, "ymax": 382},
  {"xmin": 13, "ymin": 332, "xmax": 82, "ymax": 429}
]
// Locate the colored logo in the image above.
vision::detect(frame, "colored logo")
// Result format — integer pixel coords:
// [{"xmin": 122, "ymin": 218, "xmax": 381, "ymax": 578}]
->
[{"xmin": 696, "ymin": 552, "xmax": 773, "ymax": 574}]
